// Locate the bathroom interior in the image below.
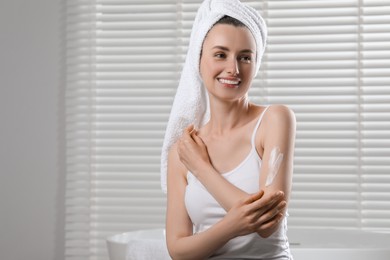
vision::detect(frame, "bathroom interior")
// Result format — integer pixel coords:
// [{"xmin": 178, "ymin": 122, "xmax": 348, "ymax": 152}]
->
[{"xmin": 1, "ymin": 0, "xmax": 389, "ymax": 260}]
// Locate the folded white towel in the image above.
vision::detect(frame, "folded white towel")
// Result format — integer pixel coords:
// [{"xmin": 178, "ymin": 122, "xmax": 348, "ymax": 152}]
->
[{"xmin": 160, "ymin": 0, "xmax": 267, "ymax": 193}]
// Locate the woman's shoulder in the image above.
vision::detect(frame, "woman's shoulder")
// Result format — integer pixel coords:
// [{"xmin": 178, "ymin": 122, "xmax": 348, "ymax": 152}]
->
[
  {"xmin": 263, "ymin": 104, "xmax": 296, "ymax": 126},
  {"xmin": 249, "ymin": 103, "xmax": 294, "ymax": 122},
  {"xmin": 254, "ymin": 104, "xmax": 296, "ymax": 140},
  {"xmin": 253, "ymin": 104, "xmax": 296, "ymax": 151}
]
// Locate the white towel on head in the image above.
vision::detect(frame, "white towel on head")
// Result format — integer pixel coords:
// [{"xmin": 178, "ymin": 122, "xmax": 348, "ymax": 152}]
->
[{"xmin": 160, "ymin": 0, "xmax": 267, "ymax": 193}]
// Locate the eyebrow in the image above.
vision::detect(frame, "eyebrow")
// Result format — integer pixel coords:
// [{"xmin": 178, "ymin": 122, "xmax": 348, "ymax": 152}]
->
[{"xmin": 212, "ymin": 45, "xmax": 254, "ymax": 53}]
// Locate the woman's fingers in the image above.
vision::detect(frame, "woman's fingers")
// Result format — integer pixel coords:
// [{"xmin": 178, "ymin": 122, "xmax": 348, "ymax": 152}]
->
[
  {"xmin": 186, "ymin": 124, "xmax": 195, "ymax": 133},
  {"xmin": 242, "ymin": 190, "xmax": 286, "ymax": 232},
  {"xmin": 249, "ymin": 190, "xmax": 284, "ymax": 213},
  {"xmin": 177, "ymin": 125, "xmax": 213, "ymax": 175},
  {"xmin": 256, "ymin": 200, "xmax": 286, "ymax": 224},
  {"xmin": 261, "ymin": 212, "xmax": 284, "ymax": 229},
  {"xmin": 185, "ymin": 124, "xmax": 195, "ymax": 137},
  {"xmin": 252, "ymin": 199, "xmax": 286, "ymax": 237},
  {"xmin": 244, "ymin": 190, "xmax": 264, "ymax": 204},
  {"xmin": 191, "ymin": 131, "xmax": 205, "ymax": 146},
  {"xmin": 179, "ymin": 125, "xmax": 194, "ymax": 141},
  {"xmin": 227, "ymin": 190, "xmax": 287, "ymax": 237},
  {"xmin": 180, "ymin": 125, "xmax": 203, "ymax": 149},
  {"xmin": 178, "ymin": 125, "xmax": 197, "ymax": 150},
  {"xmin": 179, "ymin": 126, "xmax": 204, "ymax": 153},
  {"xmin": 256, "ymin": 213, "xmax": 284, "ymax": 238}
]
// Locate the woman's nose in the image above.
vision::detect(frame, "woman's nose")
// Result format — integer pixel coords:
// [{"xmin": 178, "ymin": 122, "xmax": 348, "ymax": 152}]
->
[{"xmin": 227, "ymin": 58, "xmax": 239, "ymax": 76}]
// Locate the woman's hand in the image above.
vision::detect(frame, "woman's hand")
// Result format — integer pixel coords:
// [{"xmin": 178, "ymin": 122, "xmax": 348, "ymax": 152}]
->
[
  {"xmin": 224, "ymin": 190, "xmax": 286, "ymax": 238},
  {"xmin": 254, "ymin": 190, "xmax": 287, "ymax": 238},
  {"xmin": 177, "ymin": 125, "xmax": 211, "ymax": 176}
]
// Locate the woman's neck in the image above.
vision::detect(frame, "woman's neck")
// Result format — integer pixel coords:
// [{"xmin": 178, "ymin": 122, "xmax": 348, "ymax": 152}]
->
[{"xmin": 207, "ymin": 96, "xmax": 253, "ymax": 135}]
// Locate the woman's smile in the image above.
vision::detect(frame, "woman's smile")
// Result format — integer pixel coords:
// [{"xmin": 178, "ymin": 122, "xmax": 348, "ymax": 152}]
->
[{"xmin": 217, "ymin": 77, "xmax": 242, "ymax": 88}]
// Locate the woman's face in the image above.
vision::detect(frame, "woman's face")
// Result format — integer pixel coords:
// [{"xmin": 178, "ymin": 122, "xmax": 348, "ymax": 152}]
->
[{"xmin": 200, "ymin": 23, "xmax": 256, "ymax": 102}]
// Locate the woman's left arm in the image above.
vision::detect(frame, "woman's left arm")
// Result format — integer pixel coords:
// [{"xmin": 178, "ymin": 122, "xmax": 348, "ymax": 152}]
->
[
  {"xmin": 260, "ymin": 105, "xmax": 296, "ymax": 204},
  {"xmin": 255, "ymin": 105, "xmax": 296, "ymax": 237}
]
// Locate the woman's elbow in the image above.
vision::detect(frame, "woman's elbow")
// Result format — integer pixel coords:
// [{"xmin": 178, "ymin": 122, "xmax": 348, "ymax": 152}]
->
[
  {"xmin": 166, "ymin": 239, "xmax": 189, "ymax": 260},
  {"xmin": 166, "ymin": 240, "xmax": 180, "ymax": 260}
]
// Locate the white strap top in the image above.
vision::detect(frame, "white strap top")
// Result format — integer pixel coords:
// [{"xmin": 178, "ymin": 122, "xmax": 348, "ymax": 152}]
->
[{"xmin": 184, "ymin": 107, "xmax": 292, "ymax": 259}]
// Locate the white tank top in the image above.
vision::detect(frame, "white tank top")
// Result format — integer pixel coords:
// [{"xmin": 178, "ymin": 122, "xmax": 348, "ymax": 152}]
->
[{"xmin": 184, "ymin": 107, "xmax": 292, "ymax": 259}]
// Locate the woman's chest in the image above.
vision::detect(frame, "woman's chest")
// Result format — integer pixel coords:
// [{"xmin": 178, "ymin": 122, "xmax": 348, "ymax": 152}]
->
[{"xmin": 203, "ymin": 133, "xmax": 252, "ymax": 174}]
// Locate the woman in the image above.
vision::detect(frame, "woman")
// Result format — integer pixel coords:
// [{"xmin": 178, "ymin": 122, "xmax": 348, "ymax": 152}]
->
[{"xmin": 161, "ymin": 1, "xmax": 295, "ymax": 259}]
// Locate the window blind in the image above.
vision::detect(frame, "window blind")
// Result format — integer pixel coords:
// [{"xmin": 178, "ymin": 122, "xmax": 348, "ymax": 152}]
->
[
  {"xmin": 65, "ymin": 1, "xmax": 175, "ymax": 259},
  {"xmin": 264, "ymin": 0, "xmax": 362, "ymax": 228},
  {"xmin": 360, "ymin": 0, "xmax": 390, "ymax": 229},
  {"xmin": 64, "ymin": 0, "xmax": 390, "ymax": 259},
  {"xmin": 262, "ymin": 0, "xmax": 390, "ymax": 230}
]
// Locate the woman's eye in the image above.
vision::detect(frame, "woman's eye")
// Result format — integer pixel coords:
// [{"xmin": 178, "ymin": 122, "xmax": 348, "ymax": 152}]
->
[
  {"xmin": 240, "ymin": 56, "xmax": 252, "ymax": 63},
  {"xmin": 214, "ymin": 53, "xmax": 226, "ymax": 59}
]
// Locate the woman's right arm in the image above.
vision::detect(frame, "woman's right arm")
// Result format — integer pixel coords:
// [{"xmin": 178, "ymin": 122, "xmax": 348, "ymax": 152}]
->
[
  {"xmin": 166, "ymin": 143, "xmax": 231, "ymax": 259},
  {"xmin": 166, "ymin": 144, "xmax": 267, "ymax": 260}
]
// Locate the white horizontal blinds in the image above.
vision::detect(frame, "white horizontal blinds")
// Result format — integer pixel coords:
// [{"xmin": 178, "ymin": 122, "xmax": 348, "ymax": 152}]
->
[
  {"xmin": 360, "ymin": 0, "xmax": 390, "ymax": 230},
  {"xmin": 263, "ymin": 0, "xmax": 361, "ymax": 228},
  {"xmin": 66, "ymin": 1, "xmax": 177, "ymax": 260},
  {"xmin": 91, "ymin": 1, "xmax": 178, "ymax": 259},
  {"xmin": 65, "ymin": 1, "xmax": 96, "ymax": 259}
]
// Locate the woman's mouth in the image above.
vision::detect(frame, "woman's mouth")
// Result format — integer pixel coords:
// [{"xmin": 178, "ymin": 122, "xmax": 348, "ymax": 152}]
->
[{"xmin": 218, "ymin": 77, "xmax": 241, "ymax": 88}]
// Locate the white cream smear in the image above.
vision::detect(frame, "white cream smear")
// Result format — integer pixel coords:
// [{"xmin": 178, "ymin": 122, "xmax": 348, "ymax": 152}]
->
[{"xmin": 265, "ymin": 146, "xmax": 284, "ymax": 187}]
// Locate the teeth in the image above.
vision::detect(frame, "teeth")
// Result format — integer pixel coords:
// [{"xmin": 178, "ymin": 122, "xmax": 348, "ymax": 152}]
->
[{"xmin": 219, "ymin": 78, "xmax": 240, "ymax": 85}]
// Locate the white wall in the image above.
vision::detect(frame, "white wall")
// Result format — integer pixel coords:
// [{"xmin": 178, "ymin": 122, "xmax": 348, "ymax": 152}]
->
[{"xmin": 0, "ymin": 0, "xmax": 63, "ymax": 259}]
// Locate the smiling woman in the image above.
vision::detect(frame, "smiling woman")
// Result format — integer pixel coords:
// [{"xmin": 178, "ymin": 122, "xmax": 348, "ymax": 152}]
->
[{"xmin": 162, "ymin": 0, "xmax": 295, "ymax": 259}]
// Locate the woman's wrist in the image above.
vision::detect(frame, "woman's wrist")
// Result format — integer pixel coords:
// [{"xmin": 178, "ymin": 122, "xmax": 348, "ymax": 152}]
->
[
  {"xmin": 192, "ymin": 161, "xmax": 214, "ymax": 178},
  {"xmin": 215, "ymin": 215, "xmax": 238, "ymax": 241}
]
